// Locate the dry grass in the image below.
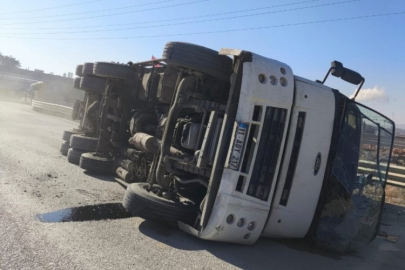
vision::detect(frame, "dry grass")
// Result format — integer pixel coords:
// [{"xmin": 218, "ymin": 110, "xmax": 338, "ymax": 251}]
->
[{"xmin": 385, "ymin": 185, "xmax": 405, "ymax": 206}]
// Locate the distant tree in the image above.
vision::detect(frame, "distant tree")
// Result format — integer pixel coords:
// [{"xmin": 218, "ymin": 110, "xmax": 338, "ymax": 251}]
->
[{"xmin": 0, "ymin": 53, "xmax": 21, "ymax": 68}]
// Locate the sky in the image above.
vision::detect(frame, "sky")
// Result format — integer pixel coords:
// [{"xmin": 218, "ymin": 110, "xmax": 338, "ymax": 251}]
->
[{"xmin": 0, "ymin": 0, "xmax": 404, "ymax": 123}]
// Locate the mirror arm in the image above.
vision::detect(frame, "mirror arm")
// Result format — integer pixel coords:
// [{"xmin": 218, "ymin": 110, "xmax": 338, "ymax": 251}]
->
[
  {"xmin": 319, "ymin": 67, "xmax": 333, "ymax": 84},
  {"xmin": 350, "ymin": 79, "xmax": 365, "ymax": 101}
]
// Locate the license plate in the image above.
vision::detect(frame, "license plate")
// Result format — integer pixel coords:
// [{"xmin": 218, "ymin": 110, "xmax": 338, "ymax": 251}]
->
[{"xmin": 229, "ymin": 123, "xmax": 247, "ymax": 171}]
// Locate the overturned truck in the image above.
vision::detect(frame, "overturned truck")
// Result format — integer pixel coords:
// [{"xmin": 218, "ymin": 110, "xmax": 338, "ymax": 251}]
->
[
  {"xmin": 122, "ymin": 43, "xmax": 394, "ymax": 253},
  {"xmin": 65, "ymin": 42, "xmax": 394, "ymax": 254}
]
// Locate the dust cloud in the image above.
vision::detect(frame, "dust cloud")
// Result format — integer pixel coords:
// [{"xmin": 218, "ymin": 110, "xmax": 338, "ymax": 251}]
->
[{"xmin": 350, "ymin": 86, "xmax": 389, "ymax": 102}]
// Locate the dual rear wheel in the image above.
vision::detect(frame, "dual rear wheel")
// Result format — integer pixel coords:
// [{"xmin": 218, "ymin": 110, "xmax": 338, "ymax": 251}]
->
[{"xmin": 68, "ymin": 42, "xmax": 232, "ymax": 227}]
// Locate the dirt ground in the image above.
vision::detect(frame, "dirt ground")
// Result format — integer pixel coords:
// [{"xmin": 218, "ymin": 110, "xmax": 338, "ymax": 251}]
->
[{"xmin": 385, "ymin": 185, "xmax": 405, "ymax": 206}]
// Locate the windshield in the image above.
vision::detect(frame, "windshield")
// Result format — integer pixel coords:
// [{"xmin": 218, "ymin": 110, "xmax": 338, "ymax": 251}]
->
[{"xmin": 314, "ymin": 101, "xmax": 394, "ymax": 254}]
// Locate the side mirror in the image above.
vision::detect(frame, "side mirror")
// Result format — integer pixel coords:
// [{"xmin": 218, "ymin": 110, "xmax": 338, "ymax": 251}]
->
[
  {"xmin": 330, "ymin": 61, "xmax": 344, "ymax": 78},
  {"xmin": 318, "ymin": 61, "xmax": 365, "ymax": 101},
  {"xmin": 331, "ymin": 61, "xmax": 364, "ymax": 85}
]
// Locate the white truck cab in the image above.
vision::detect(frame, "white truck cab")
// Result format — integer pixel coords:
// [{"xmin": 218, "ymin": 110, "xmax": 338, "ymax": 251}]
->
[{"xmin": 124, "ymin": 43, "xmax": 394, "ymax": 254}]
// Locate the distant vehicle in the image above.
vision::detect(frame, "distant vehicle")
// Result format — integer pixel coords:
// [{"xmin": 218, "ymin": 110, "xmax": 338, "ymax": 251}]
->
[{"xmin": 27, "ymin": 81, "xmax": 44, "ymax": 100}]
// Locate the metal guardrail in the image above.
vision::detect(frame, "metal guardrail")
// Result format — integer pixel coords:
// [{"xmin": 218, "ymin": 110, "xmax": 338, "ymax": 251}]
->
[
  {"xmin": 31, "ymin": 100, "xmax": 73, "ymax": 119},
  {"xmin": 358, "ymin": 160, "xmax": 405, "ymax": 187}
]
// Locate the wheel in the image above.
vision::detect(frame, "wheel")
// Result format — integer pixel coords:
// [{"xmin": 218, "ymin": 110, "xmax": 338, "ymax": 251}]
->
[
  {"xmin": 162, "ymin": 42, "xmax": 233, "ymax": 81},
  {"xmin": 73, "ymin": 77, "xmax": 81, "ymax": 89},
  {"xmin": 79, "ymin": 152, "xmax": 114, "ymax": 174},
  {"xmin": 62, "ymin": 129, "xmax": 83, "ymax": 142},
  {"xmin": 60, "ymin": 141, "xmax": 69, "ymax": 156},
  {"xmin": 82, "ymin": 62, "xmax": 94, "ymax": 76},
  {"xmin": 69, "ymin": 134, "xmax": 97, "ymax": 151},
  {"xmin": 75, "ymin": 65, "xmax": 84, "ymax": 77},
  {"xmin": 67, "ymin": 148, "xmax": 85, "ymax": 165},
  {"xmin": 79, "ymin": 76, "xmax": 106, "ymax": 93},
  {"xmin": 93, "ymin": 62, "xmax": 136, "ymax": 80},
  {"xmin": 123, "ymin": 183, "xmax": 198, "ymax": 226}
]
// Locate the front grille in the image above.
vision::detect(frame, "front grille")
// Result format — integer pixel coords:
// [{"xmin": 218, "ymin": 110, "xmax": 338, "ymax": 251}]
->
[
  {"xmin": 247, "ymin": 107, "xmax": 287, "ymax": 201},
  {"xmin": 280, "ymin": 112, "xmax": 306, "ymax": 206}
]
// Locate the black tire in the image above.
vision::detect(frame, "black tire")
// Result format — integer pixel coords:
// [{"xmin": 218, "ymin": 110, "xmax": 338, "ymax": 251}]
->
[
  {"xmin": 93, "ymin": 62, "xmax": 136, "ymax": 80},
  {"xmin": 73, "ymin": 77, "xmax": 81, "ymax": 89},
  {"xmin": 75, "ymin": 65, "xmax": 84, "ymax": 77},
  {"xmin": 69, "ymin": 134, "xmax": 97, "ymax": 151},
  {"xmin": 123, "ymin": 183, "xmax": 198, "ymax": 226},
  {"xmin": 79, "ymin": 76, "xmax": 106, "ymax": 93},
  {"xmin": 82, "ymin": 62, "xmax": 94, "ymax": 76},
  {"xmin": 62, "ymin": 129, "xmax": 82, "ymax": 142},
  {"xmin": 60, "ymin": 141, "xmax": 69, "ymax": 156},
  {"xmin": 162, "ymin": 42, "xmax": 233, "ymax": 81},
  {"xmin": 67, "ymin": 148, "xmax": 85, "ymax": 165},
  {"xmin": 80, "ymin": 152, "xmax": 114, "ymax": 174}
]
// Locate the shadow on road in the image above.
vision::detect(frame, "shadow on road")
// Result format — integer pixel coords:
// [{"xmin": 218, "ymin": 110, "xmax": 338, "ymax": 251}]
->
[
  {"xmin": 35, "ymin": 197, "xmax": 405, "ymax": 269},
  {"xmin": 138, "ymin": 220, "xmax": 342, "ymax": 269},
  {"xmin": 137, "ymin": 203, "xmax": 405, "ymax": 269},
  {"xmin": 381, "ymin": 203, "xmax": 405, "ymax": 226},
  {"xmin": 36, "ymin": 203, "xmax": 134, "ymax": 223}
]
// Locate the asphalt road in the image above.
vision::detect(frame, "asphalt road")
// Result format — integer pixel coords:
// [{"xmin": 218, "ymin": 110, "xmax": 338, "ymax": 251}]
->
[{"xmin": 0, "ymin": 100, "xmax": 404, "ymax": 270}]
